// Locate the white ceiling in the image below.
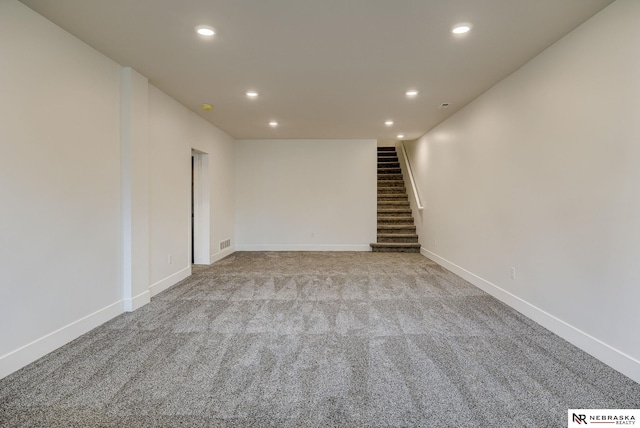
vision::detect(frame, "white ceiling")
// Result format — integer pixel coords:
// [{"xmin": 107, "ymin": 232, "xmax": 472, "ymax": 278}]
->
[{"xmin": 20, "ymin": 0, "xmax": 614, "ymax": 140}]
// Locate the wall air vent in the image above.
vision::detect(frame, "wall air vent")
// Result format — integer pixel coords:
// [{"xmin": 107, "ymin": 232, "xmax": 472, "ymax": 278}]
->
[{"xmin": 219, "ymin": 239, "xmax": 231, "ymax": 250}]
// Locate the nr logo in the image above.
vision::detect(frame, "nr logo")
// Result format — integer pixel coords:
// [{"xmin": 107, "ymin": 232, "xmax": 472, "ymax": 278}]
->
[{"xmin": 573, "ymin": 413, "xmax": 588, "ymax": 424}]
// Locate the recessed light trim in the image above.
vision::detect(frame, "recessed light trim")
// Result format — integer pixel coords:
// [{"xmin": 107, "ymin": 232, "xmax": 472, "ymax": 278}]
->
[
  {"xmin": 269, "ymin": 121, "xmax": 278, "ymax": 127},
  {"xmin": 451, "ymin": 23, "xmax": 472, "ymax": 34},
  {"xmin": 195, "ymin": 25, "xmax": 215, "ymax": 37},
  {"xmin": 405, "ymin": 90, "xmax": 419, "ymax": 97},
  {"xmin": 246, "ymin": 91, "xmax": 259, "ymax": 98},
  {"xmin": 385, "ymin": 120, "xmax": 394, "ymax": 126}
]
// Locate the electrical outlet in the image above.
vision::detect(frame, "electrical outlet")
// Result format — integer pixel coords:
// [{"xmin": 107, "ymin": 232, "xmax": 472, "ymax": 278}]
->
[{"xmin": 510, "ymin": 267, "xmax": 516, "ymax": 280}]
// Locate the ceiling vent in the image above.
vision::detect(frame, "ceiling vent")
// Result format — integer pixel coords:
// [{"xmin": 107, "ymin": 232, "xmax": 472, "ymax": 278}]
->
[{"xmin": 439, "ymin": 103, "xmax": 451, "ymax": 109}]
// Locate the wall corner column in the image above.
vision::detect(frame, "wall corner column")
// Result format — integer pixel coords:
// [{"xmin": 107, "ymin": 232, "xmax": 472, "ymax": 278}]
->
[{"xmin": 121, "ymin": 67, "xmax": 150, "ymax": 311}]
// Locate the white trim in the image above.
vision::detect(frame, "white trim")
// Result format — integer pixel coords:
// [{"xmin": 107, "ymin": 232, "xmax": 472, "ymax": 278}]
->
[
  {"xmin": 123, "ymin": 290, "xmax": 150, "ymax": 312},
  {"xmin": 149, "ymin": 266, "xmax": 191, "ymax": 297},
  {"xmin": 420, "ymin": 247, "xmax": 640, "ymax": 384},
  {"xmin": 210, "ymin": 247, "xmax": 235, "ymax": 264},
  {"xmin": 235, "ymin": 244, "xmax": 372, "ymax": 252},
  {"xmin": 191, "ymin": 151, "xmax": 210, "ymax": 265},
  {"xmin": 0, "ymin": 300, "xmax": 124, "ymax": 380}
]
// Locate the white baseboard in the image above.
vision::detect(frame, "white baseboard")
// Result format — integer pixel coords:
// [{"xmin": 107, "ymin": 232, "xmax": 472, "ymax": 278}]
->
[
  {"xmin": 210, "ymin": 247, "xmax": 235, "ymax": 264},
  {"xmin": 420, "ymin": 247, "xmax": 640, "ymax": 384},
  {"xmin": 149, "ymin": 266, "xmax": 191, "ymax": 298},
  {"xmin": 235, "ymin": 244, "xmax": 372, "ymax": 252},
  {"xmin": 0, "ymin": 299, "xmax": 124, "ymax": 380},
  {"xmin": 123, "ymin": 290, "xmax": 150, "ymax": 312}
]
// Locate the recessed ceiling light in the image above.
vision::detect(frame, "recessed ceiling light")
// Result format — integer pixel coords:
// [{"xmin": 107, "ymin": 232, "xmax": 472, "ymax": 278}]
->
[
  {"xmin": 451, "ymin": 23, "xmax": 472, "ymax": 34},
  {"xmin": 195, "ymin": 25, "xmax": 215, "ymax": 37},
  {"xmin": 397, "ymin": 134, "xmax": 405, "ymax": 139},
  {"xmin": 406, "ymin": 90, "xmax": 419, "ymax": 97},
  {"xmin": 385, "ymin": 120, "xmax": 394, "ymax": 126},
  {"xmin": 246, "ymin": 91, "xmax": 259, "ymax": 98},
  {"xmin": 269, "ymin": 121, "xmax": 278, "ymax": 127}
]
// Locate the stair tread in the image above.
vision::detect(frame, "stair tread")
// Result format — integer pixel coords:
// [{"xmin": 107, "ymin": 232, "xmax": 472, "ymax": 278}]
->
[
  {"xmin": 377, "ymin": 226, "xmax": 416, "ymax": 231},
  {"xmin": 371, "ymin": 243, "xmax": 421, "ymax": 248}
]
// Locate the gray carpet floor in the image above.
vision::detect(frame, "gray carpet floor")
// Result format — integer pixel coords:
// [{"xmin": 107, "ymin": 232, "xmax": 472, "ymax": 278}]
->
[{"xmin": 1, "ymin": 252, "xmax": 638, "ymax": 427}]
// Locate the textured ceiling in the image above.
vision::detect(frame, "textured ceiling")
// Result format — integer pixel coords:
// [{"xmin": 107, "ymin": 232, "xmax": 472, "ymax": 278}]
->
[{"xmin": 20, "ymin": 0, "xmax": 614, "ymax": 140}]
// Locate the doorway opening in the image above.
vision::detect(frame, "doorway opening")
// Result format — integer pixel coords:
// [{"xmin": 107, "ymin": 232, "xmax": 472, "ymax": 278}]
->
[{"xmin": 191, "ymin": 150, "xmax": 210, "ymax": 265}]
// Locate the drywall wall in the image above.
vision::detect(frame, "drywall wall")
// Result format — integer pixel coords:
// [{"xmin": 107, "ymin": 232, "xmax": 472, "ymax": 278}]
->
[
  {"xmin": 235, "ymin": 139, "xmax": 377, "ymax": 250},
  {"xmin": 0, "ymin": 0, "xmax": 123, "ymax": 377},
  {"xmin": 121, "ymin": 67, "xmax": 151, "ymax": 311},
  {"xmin": 189, "ymin": 112, "xmax": 236, "ymax": 264},
  {"xmin": 405, "ymin": 0, "xmax": 640, "ymax": 382},
  {"xmin": 0, "ymin": 1, "xmax": 237, "ymax": 379},
  {"xmin": 148, "ymin": 86, "xmax": 236, "ymax": 295}
]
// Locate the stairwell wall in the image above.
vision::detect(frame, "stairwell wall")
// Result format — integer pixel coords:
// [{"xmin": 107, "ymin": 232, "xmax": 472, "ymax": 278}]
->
[
  {"xmin": 235, "ymin": 139, "xmax": 377, "ymax": 251},
  {"xmin": 405, "ymin": 0, "xmax": 640, "ymax": 382}
]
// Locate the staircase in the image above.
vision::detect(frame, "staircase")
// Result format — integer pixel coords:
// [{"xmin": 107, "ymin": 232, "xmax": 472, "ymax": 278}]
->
[{"xmin": 371, "ymin": 147, "xmax": 421, "ymax": 253}]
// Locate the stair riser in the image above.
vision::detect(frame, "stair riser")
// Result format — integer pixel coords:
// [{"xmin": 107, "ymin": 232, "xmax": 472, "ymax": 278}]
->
[
  {"xmin": 378, "ymin": 219, "xmax": 414, "ymax": 225},
  {"xmin": 378, "ymin": 202, "xmax": 410, "ymax": 207},
  {"xmin": 378, "ymin": 198, "xmax": 408, "ymax": 204},
  {"xmin": 371, "ymin": 247, "xmax": 420, "ymax": 253},
  {"xmin": 378, "ymin": 191, "xmax": 406, "ymax": 197},
  {"xmin": 378, "ymin": 175, "xmax": 403, "ymax": 181},
  {"xmin": 378, "ymin": 205, "xmax": 411, "ymax": 213},
  {"xmin": 378, "ymin": 225, "xmax": 416, "ymax": 230},
  {"xmin": 377, "ymin": 236, "xmax": 419, "ymax": 243},
  {"xmin": 378, "ymin": 169, "xmax": 401, "ymax": 175},
  {"xmin": 378, "ymin": 181, "xmax": 404, "ymax": 187},
  {"xmin": 377, "ymin": 194, "xmax": 408, "ymax": 198},
  {"xmin": 378, "ymin": 210, "xmax": 412, "ymax": 215},
  {"xmin": 378, "ymin": 190, "xmax": 406, "ymax": 196},
  {"xmin": 378, "ymin": 231, "xmax": 417, "ymax": 237}
]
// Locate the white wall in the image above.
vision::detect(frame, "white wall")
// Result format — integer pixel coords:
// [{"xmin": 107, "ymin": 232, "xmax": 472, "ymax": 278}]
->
[
  {"xmin": 189, "ymin": 112, "xmax": 236, "ymax": 264},
  {"xmin": 0, "ymin": 0, "xmax": 123, "ymax": 377},
  {"xmin": 121, "ymin": 67, "xmax": 151, "ymax": 311},
  {"xmin": 235, "ymin": 139, "xmax": 377, "ymax": 251},
  {"xmin": 148, "ymin": 86, "xmax": 236, "ymax": 295},
  {"xmin": 0, "ymin": 0, "xmax": 237, "ymax": 379},
  {"xmin": 405, "ymin": 0, "xmax": 640, "ymax": 382}
]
